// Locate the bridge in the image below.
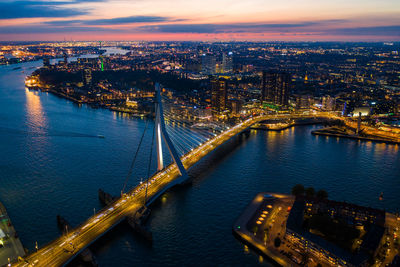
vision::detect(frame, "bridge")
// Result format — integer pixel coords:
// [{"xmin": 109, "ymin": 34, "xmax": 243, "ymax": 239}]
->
[{"xmin": 15, "ymin": 84, "xmax": 331, "ymax": 267}]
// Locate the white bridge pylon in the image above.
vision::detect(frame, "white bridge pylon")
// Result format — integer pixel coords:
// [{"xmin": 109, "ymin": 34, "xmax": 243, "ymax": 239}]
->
[{"xmin": 155, "ymin": 83, "xmax": 188, "ymax": 182}]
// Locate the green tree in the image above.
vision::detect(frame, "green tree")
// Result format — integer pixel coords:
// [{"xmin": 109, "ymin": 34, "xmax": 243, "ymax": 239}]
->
[
  {"xmin": 291, "ymin": 184, "xmax": 305, "ymax": 196},
  {"xmin": 305, "ymin": 187, "xmax": 315, "ymax": 197},
  {"xmin": 316, "ymin": 189, "xmax": 328, "ymax": 199}
]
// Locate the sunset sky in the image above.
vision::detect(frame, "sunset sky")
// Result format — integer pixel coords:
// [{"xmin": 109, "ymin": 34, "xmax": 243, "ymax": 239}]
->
[{"xmin": 0, "ymin": 0, "xmax": 399, "ymax": 41}]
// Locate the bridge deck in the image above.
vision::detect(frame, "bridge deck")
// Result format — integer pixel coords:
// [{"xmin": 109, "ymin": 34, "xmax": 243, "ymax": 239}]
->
[{"xmin": 15, "ymin": 114, "xmax": 330, "ymax": 267}]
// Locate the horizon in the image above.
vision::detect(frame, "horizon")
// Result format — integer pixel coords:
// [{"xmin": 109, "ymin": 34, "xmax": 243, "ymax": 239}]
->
[
  {"xmin": 0, "ymin": 0, "xmax": 399, "ymax": 41},
  {"xmin": 1, "ymin": 40, "xmax": 400, "ymax": 44}
]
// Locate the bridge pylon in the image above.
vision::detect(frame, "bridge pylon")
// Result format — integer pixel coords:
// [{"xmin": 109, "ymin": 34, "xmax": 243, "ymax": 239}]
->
[{"xmin": 154, "ymin": 83, "xmax": 188, "ymax": 183}]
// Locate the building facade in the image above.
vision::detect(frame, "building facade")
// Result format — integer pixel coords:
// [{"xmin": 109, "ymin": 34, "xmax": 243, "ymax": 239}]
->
[
  {"xmin": 261, "ymin": 71, "xmax": 291, "ymax": 106},
  {"xmin": 211, "ymin": 78, "xmax": 227, "ymax": 115}
]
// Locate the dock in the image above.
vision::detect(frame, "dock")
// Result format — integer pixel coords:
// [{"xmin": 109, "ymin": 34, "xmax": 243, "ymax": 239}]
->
[
  {"xmin": 0, "ymin": 201, "xmax": 25, "ymax": 266},
  {"xmin": 232, "ymin": 193, "xmax": 295, "ymax": 267},
  {"xmin": 311, "ymin": 126, "xmax": 400, "ymax": 145}
]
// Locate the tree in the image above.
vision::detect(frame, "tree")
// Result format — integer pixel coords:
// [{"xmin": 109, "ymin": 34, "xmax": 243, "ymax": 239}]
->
[
  {"xmin": 316, "ymin": 189, "xmax": 328, "ymax": 199},
  {"xmin": 305, "ymin": 187, "xmax": 315, "ymax": 197},
  {"xmin": 291, "ymin": 184, "xmax": 305, "ymax": 196},
  {"xmin": 274, "ymin": 237, "xmax": 281, "ymax": 247}
]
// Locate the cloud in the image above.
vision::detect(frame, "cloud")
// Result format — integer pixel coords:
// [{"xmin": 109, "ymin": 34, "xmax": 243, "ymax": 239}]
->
[
  {"xmin": 0, "ymin": 0, "xmax": 103, "ymax": 19},
  {"xmin": 45, "ymin": 16, "xmax": 174, "ymax": 26},
  {"xmin": 0, "ymin": 25, "xmax": 115, "ymax": 34},
  {"xmin": 137, "ymin": 21, "xmax": 400, "ymax": 37},
  {"xmin": 138, "ymin": 21, "xmax": 337, "ymax": 34},
  {"xmin": 327, "ymin": 25, "xmax": 400, "ymax": 36}
]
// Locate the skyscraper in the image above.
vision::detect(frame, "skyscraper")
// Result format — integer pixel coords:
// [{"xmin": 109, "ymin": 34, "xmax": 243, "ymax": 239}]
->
[
  {"xmin": 201, "ymin": 54, "xmax": 216, "ymax": 75},
  {"xmin": 211, "ymin": 78, "xmax": 227, "ymax": 115},
  {"xmin": 261, "ymin": 71, "xmax": 291, "ymax": 106},
  {"xmin": 222, "ymin": 52, "xmax": 233, "ymax": 73}
]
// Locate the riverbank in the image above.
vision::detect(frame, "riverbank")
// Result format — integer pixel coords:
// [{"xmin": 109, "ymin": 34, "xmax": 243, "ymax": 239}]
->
[
  {"xmin": 232, "ymin": 193, "xmax": 296, "ymax": 267},
  {"xmin": 312, "ymin": 126, "xmax": 400, "ymax": 145},
  {"xmin": 251, "ymin": 118, "xmax": 328, "ymax": 131},
  {"xmin": 0, "ymin": 201, "xmax": 25, "ymax": 266},
  {"xmin": 234, "ymin": 192, "xmax": 400, "ymax": 267},
  {"xmin": 26, "ymin": 86, "xmax": 151, "ymax": 118}
]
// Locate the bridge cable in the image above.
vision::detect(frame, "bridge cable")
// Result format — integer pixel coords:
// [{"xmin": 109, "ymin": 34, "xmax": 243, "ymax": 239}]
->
[
  {"xmin": 144, "ymin": 122, "xmax": 156, "ymax": 205},
  {"xmin": 121, "ymin": 119, "xmax": 149, "ymax": 195}
]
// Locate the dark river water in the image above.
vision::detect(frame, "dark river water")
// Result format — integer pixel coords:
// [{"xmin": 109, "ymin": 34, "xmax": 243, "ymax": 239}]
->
[{"xmin": 0, "ymin": 60, "xmax": 399, "ymax": 266}]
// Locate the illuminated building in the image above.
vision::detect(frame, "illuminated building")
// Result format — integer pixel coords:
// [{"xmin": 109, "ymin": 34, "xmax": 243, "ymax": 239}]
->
[
  {"xmin": 126, "ymin": 97, "xmax": 138, "ymax": 108},
  {"xmin": 286, "ymin": 199, "xmax": 385, "ymax": 267},
  {"xmin": 261, "ymin": 71, "xmax": 291, "ymax": 106},
  {"xmin": 211, "ymin": 78, "xmax": 227, "ymax": 115},
  {"xmin": 230, "ymin": 99, "xmax": 242, "ymax": 115},
  {"xmin": 222, "ymin": 52, "xmax": 233, "ymax": 73},
  {"xmin": 201, "ymin": 53, "xmax": 216, "ymax": 75},
  {"xmin": 322, "ymin": 95, "xmax": 336, "ymax": 111},
  {"xmin": 352, "ymin": 107, "xmax": 371, "ymax": 117}
]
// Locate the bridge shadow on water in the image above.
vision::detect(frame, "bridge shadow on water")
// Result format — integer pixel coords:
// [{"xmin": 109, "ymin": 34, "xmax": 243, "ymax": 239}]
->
[
  {"xmin": 66, "ymin": 130, "xmax": 254, "ymax": 267},
  {"xmin": 187, "ymin": 130, "xmax": 253, "ymax": 185}
]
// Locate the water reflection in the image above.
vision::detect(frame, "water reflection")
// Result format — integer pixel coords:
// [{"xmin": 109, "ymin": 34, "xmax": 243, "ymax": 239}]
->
[{"xmin": 25, "ymin": 88, "xmax": 47, "ymax": 132}]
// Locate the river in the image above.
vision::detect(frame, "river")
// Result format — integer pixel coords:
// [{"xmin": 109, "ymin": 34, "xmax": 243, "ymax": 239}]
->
[{"xmin": 0, "ymin": 60, "xmax": 399, "ymax": 266}]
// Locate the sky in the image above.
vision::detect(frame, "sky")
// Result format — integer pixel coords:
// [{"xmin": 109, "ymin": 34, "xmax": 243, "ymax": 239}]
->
[{"xmin": 0, "ymin": 0, "xmax": 399, "ymax": 41}]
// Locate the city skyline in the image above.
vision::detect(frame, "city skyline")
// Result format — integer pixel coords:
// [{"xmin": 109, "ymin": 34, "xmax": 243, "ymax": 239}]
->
[{"xmin": 0, "ymin": 0, "xmax": 400, "ymax": 41}]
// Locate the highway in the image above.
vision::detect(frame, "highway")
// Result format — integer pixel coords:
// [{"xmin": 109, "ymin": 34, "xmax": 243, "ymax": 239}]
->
[{"xmin": 13, "ymin": 113, "xmax": 336, "ymax": 267}]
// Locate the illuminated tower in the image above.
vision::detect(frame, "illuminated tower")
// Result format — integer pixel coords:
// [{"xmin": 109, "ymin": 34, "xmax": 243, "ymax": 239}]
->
[
  {"xmin": 100, "ymin": 57, "xmax": 104, "ymax": 71},
  {"xmin": 98, "ymin": 41, "xmax": 104, "ymax": 71}
]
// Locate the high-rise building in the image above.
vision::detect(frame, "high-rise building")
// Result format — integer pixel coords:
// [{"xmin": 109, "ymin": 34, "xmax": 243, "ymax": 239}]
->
[
  {"xmin": 222, "ymin": 52, "xmax": 233, "ymax": 73},
  {"xmin": 230, "ymin": 99, "xmax": 242, "ymax": 115},
  {"xmin": 211, "ymin": 78, "xmax": 227, "ymax": 115},
  {"xmin": 261, "ymin": 71, "xmax": 291, "ymax": 106},
  {"xmin": 322, "ymin": 95, "xmax": 336, "ymax": 111},
  {"xmin": 83, "ymin": 69, "xmax": 92, "ymax": 86},
  {"xmin": 201, "ymin": 54, "xmax": 216, "ymax": 75}
]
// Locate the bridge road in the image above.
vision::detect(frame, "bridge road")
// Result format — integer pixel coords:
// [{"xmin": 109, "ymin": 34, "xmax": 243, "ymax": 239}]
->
[{"xmin": 15, "ymin": 114, "xmax": 330, "ymax": 267}]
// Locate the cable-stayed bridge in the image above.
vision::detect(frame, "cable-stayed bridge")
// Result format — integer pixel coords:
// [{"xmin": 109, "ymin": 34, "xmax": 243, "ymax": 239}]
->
[{"xmin": 15, "ymin": 84, "xmax": 329, "ymax": 267}]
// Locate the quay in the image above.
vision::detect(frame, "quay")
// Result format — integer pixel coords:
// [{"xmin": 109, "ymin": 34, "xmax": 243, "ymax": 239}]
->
[
  {"xmin": 0, "ymin": 201, "xmax": 25, "ymax": 266},
  {"xmin": 233, "ymin": 192, "xmax": 400, "ymax": 267},
  {"xmin": 251, "ymin": 117, "xmax": 329, "ymax": 131},
  {"xmin": 311, "ymin": 126, "xmax": 400, "ymax": 145},
  {"xmin": 232, "ymin": 193, "xmax": 296, "ymax": 267}
]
